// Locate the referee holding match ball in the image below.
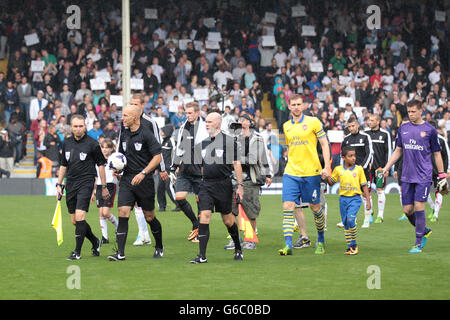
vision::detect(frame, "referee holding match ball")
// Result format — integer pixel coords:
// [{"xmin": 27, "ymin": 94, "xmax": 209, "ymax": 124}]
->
[{"xmin": 108, "ymin": 105, "xmax": 163, "ymax": 261}]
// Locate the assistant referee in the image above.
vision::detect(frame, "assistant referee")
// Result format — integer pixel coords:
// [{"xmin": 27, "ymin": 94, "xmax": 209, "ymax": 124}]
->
[
  {"xmin": 190, "ymin": 112, "xmax": 244, "ymax": 264},
  {"xmin": 108, "ymin": 105, "xmax": 163, "ymax": 261},
  {"xmin": 57, "ymin": 114, "xmax": 110, "ymax": 260}
]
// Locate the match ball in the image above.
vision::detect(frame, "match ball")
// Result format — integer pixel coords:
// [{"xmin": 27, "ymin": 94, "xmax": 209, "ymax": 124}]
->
[{"xmin": 108, "ymin": 152, "xmax": 127, "ymax": 171}]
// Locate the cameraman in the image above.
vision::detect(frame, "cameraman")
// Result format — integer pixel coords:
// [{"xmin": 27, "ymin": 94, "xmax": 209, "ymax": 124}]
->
[
  {"xmin": 226, "ymin": 113, "xmax": 274, "ymax": 250},
  {"xmin": 0, "ymin": 129, "xmax": 13, "ymax": 178}
]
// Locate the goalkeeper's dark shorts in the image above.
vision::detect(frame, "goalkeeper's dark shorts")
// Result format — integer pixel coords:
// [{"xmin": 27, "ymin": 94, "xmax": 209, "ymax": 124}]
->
[{"xmin": 66, "ymin": 178, "xmax": 95, "ymax": 214}]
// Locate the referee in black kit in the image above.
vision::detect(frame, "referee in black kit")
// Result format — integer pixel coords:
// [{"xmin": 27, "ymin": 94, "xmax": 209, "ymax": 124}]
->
[
  {"xmin": 108, "ymin": 105, "xmax": 163, "ymax": 261},
  {"xmin": 56, "ymin": 114, "xmax": 110, "ymax": 260},
  {"xmin": 190, "ymin": 112, "xmax": 245, "ymax": 264}
]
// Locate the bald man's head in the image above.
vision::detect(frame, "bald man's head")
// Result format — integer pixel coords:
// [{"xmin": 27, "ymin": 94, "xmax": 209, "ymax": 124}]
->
[
  {"xmin": 206, "ymin": 112, "xmax": 222, "ymax": 137},
  {"xmin": 122, "ymin": 104, "xmax": 140, "ymax": 128}
]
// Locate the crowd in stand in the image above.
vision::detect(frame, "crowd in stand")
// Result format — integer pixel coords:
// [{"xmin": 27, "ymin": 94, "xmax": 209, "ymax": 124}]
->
[{"xmin": 0, "ymin": 0, "xmax": 448, "ymax": 179}]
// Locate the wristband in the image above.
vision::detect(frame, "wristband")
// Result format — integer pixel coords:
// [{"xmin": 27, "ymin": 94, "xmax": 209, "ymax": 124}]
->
[{"xmin": 438, "ymin": 173, "xmax": 446, "ymax": 179}]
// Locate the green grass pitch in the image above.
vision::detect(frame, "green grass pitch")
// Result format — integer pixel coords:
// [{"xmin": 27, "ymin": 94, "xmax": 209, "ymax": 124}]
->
[{"xmin": 1, "ymin": 194, "xmax": 449, "ymax": 299}]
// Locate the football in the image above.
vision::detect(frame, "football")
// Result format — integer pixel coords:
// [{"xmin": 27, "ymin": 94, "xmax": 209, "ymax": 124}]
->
[{"xmin": 108, "ymin": 152, "xmax": 127, "ymax": 171}]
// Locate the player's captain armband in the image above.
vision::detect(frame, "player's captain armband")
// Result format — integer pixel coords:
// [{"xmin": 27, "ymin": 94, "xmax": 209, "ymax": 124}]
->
[{"xmin": 316, "ymin": 129, "xmax": 326, "ymax": 138}]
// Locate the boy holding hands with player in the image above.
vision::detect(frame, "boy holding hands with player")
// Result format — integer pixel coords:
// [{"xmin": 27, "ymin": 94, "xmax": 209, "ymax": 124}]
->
[{"xmin": 327, "ymin": 146, "xmax": 371, "ymax": 255}]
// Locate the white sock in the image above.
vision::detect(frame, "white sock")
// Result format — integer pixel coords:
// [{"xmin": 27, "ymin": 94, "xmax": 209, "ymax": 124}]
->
[
  {"xmin": 108, "ymin": 214, "xmax": 118, "ymax": 229},
  {"xmin": 399, "ymin": 190, "xmax": 403, "ymax": 207},
  {"xmin": 135, "ymin": 207, "xmax": 149, "ymax": 236},
  {"xmin": 377, "ymin": 190, "xmax": 386, "ymax": 219},
  {"xmin": 434, "ymin": 193, "xmax": 443, "ymax": 217},
  {"xmin": 100, "ymin": 217, "xmax": 108, "ymax": 239},
  {"xmin": 323, "ymin": 202, "xmax": 328, "ymax": 227},
  {"xmin": 362, "ymin": 196, "xmax": 371, "ymax": 221},
  {"xmin": 427, "ymin": 193, "xmax": 435, "ymax": 209}
]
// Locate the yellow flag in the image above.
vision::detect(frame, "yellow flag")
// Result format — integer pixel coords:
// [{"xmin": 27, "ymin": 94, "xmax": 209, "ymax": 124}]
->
[
  {"xmin": 238, "ymin": 203, "xmax": 258, "ymax": 243},
  {"xmin": 51, "ymin": 200, "xmax": 63, "ymax": 246}
]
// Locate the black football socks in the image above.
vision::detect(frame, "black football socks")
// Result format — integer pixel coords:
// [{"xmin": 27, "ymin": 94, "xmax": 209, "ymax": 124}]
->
[
  {"xmin": 148, "ymin": 217, "xmax": 163, "ymax": 249},
  {"xmin": 198, "ymin": 223, "xmax": 210, "ymax": 258},
  {"xmin": 116, "ymin": 217, "xmax": 129, "ymax": 256}
]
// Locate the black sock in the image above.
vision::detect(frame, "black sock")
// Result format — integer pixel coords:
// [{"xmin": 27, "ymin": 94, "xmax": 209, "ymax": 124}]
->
[
  {"xmin": 198, "ymin": 223, "xmax": 209, "ymax": 258},
  {"xmin": 176, "ymin": 199, "xmax": 199, "ymax": 229},
  {"xmin": 75, "ymin": 220, "xmax": 87, "ymax": 254},
  {"xmin": 227, "ymin": 223, "xmax": 241, "ymax": 251},
  {"xmin": 116, "ymin": 217, "xmax": 129, "ymax": 256},
  {"xmin": 84, "ymin": 221, "xmax": 97, "ymax": 246},
  {"xmin": 148, "ymin": 218, "xmax": 163, "ymax": 249}
]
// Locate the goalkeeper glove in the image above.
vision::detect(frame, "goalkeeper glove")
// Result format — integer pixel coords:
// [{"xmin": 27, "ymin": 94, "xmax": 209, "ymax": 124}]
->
[{"xmin": 437, "ymin": 173, "xmax": 449, "ymax": 195}]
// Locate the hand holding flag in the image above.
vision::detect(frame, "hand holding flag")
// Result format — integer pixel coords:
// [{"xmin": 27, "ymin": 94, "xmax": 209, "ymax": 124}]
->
[{"xmin": 51, "ymin": 185, "xmax": 64, "ymax": 246}]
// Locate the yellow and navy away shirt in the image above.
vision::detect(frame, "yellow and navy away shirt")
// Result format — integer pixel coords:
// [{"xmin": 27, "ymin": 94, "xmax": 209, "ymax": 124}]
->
[
  {"xmin": 330, "ymin": 164, "xmax": 367, "ymax": 197},
  {"xmin": 283, "ymin": 114, "xmax": 326, "ymax": 177}
]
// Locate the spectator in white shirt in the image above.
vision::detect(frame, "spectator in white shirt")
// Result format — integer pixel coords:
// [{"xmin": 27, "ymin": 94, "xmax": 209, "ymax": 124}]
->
[
  {"xmin": 428, "ymin": 63, "xmax": 441, "ymax": 86},
  {"xmin": 339, "ymin": 68, "xmax": 352, "ymax": 87},
  {"xmin": 353, "ymin": 67, "xmax": 369, "ymax": 87},
  {"xmin": 154, "ymin": 23, "xmax": 168, "ymax": 41},
  {"xmin": 274, "ymin": 46, "xmax": 287, "ymax": 68},
  {"xmin": 151, "ymin": 57, "xmax": 164, "ymax": 84},
  {"xmin": 213, "ymin": 64, "xmax": 233, "ymax": 90},
  {"xmin": 381, "ymin": 68, "xmax": 394, "ymax": 92},
  {"xmin": 426, "ymin": 97, "xmax": 438, "ymax": 113},
  {"xmin": 29, "ymin": 90, "xmax": 48, "ymax": 121},
  {"xmin": 86, "ymin": 46, "xmax": 101, "ymax": 63},
  {"xmin": 302, "ymin": 41, "xmax": 315, "ymax": 65}
]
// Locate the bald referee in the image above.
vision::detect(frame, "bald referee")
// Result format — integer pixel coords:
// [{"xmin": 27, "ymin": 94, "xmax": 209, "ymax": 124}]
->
[
  {"xmin": 129, "ymin": 93, "xmax": 168, "ymax": 245},
  {"xmin": 57, "ymin": 114, "xmax": 110, "ymax": 260},
  {"xmin": 108, "ymin": 105, "xmax": 163, "ymax": 261},
  {"xmin": 189, "ymin": 112, "xmax": 245, "ymax": 264}
]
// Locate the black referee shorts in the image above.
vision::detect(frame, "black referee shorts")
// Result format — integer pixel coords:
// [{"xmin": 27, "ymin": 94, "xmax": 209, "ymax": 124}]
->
[
  {"xmin": 118, "ymin": 174, "xmax": 155, "ymax": 211},
  {"xmin": 66, "ymin": 178, "xmax": 95, "ymax": 214},
  {"xmin": 96, "ymin": 183, "xmax": 117, "ymax": 208},
  {"xmin": 198, "ymin": 178, "xmax": 233, "ymax": 215}
]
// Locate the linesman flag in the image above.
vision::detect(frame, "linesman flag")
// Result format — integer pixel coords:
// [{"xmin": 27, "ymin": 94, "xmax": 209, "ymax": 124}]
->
[
  {"xmin": 51, "ymin": 187, "xmax": 64, "ymax": 246},
  {"xmin": 237, "ymin": 198, "xmax": 259, "ymax": 243}
]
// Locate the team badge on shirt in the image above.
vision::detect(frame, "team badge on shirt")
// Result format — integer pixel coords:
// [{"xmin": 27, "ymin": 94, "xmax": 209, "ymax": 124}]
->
[
  {"xmin": 303, "ymin": 125, "xmax": 308, "ymax": 130},
  {"xmin": 420, "ymin": 131, "xmax": 426, "ymax": 138},
  {"xmin": 134, "ymin": 142, "xmax": 142, "ymax": 151},
  {"xmin": 122, "ymin": 142, "xmax": 127, "ymax": 151},
  {"xmin": 79, "ymin": 152, "xmax": 87, "ymax": 161},
  {"xmin": 353, "ymin": 173, "xmax": 357, "ymax": 178},
  {"xmin": 65, "ymin": 152, "xmax": 70, "ymax": 161}
]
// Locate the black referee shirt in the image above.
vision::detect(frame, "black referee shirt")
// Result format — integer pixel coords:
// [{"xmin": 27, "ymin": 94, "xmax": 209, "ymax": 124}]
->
[
  {"xmin": 200, "ymin": 132, "xmax": 238, "ymax": 180},
  {"xmin": 119, "ymin": 124, "xmax": 162, "ymax": 176},
  {"xmin": 119, "ymin": 113, "xmax": 166, "ymax": 172},
  {"xmin": 60, "ymin": 134, "xmax": 106, "ymax": 181}
]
